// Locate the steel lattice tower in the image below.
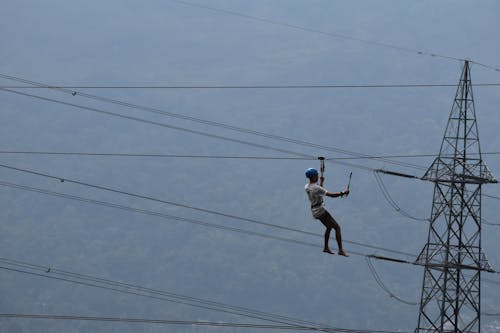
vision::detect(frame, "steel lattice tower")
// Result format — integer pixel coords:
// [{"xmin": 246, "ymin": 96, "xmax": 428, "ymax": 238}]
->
[{"xmin": 415, "ymin": 60, "xmax": 496, "ymax": 333}]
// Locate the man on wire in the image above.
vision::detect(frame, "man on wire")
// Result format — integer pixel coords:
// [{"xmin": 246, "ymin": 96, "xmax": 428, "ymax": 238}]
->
[{"xmin": 304, "ymin": 168, "xmax": 349, "ymax": 256}]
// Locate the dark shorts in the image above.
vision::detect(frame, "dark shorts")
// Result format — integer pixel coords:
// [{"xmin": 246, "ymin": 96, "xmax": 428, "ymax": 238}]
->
[{"xmin": 316, "ymin": 210, "xmax": 338, "ymax": 229}]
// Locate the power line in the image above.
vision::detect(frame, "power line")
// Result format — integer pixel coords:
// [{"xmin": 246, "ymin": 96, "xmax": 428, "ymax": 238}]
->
[
  {"xmin": 0, "ymin": 73, "xmax": 428, "ymax": 171},
  {"xmin": 0, "ymin": 314, "xmax": 414, "ymax": 332},
  {"xmin": 0, "ymin": 260, "xmax": 330, "ymax": 330},
  {"xmin": 4, "ymin": 157, "xmax": 492, "ymax": 230},
  {"xmin": 6, "ymin": 164, "xmax": 468, "ymax": 313},
  {"xmin": 484, "ymin": 193, "xmax": 500, "ymax": 201},
  {"xmin": 481, "ymin": 219, "xmax": 500, "ymax": 227},
  {"xmin": 0, "ymin": 151, "xmax": 313, "ymax": 160},
  {"xmin": 483, "ymin": 277, "xmax": 500, "ymax": 286},
  {"xmin": 0, "ymin": 177, "xmax": 414, "ymax": 258},
  {"xmin": 1, "ymin": 172, "xmax": 494, "ymax": 312},
  {"xmin": 0, "ymin": 180, "xmax": 323, "ymax": 249},
  {"xmin": 9, "ymin": 150, "xmax": 498, "ymax": 225},
  {"xmin": 0, "ymin": 87, "xmax": 318, "ymax": 161},
  {"xmin": 0, "ymin": 314, "xmax": 333, "ymax": 330},
  {"xmin": 373, "ymin": 172, "xmax": 500, "ymax": 227},
  {"xmin": 1, "ymin": 150, "xmax": 499, "ymax": 160},
  {"xmin": 0, "ymin": 313, "xmax": 414, "ymax": 332},
  {"xmin": 341, "ymin": 255, "xmax": 494, "ymax": 318},
  {"xmin": 373, "ymin": 171, "xmax": 429, "ymax": 222},
  {"xmin": 1, "ymin": 255, "xmax": 496, "ymax": 332},
  {"xmin": 0, "ymin": 257, "xmax": 413, "ymax": 332},
  {"xmin": 2, "ymin": 256, "xmax": 497, "ymax": 328},
  {"xmin": 0, "ymin": 151, "xmax": 432, "ymax": 168},
  {"xmin": 0, "ymin": 313, "xmax": 398, "ymax": 331},
  {"xmin": 168, "ymin": 0, "xmax": 500, "ymax": 72},
  {"xmin": 0, "ymin": 87, "xmax": 385, "ymax": 172},
  {"xmin": 375, "ymin": 169, "xmax": 500, "ymax": 226},
  {"xmin": 365, "ymin": 256, "xmax": 418, "ymax": 306},
  {"xmin": 1, "ymin": 83, "xmax": 500, "ymax": 89}
]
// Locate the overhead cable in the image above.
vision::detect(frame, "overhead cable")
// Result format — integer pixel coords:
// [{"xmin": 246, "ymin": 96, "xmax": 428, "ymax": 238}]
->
[
  {"xmin": 0, "ymin": 177, "xmax": 414, "ymax": 258},
  {"xmin": 0, "ymin": 257, "xmax": 413, "ymax": 332},
  {"xmin": 481, "ymin": 218, "xmax": 500, "ymax": 227},
  {"xmin": 0, "ymin": 313, "xmax": 416, "ymax": 332},
  {"xmin": 0, "ymin": 87, "xmax": 385, "ymax": 172},
  {"xmin": 0, "ymin": 87, "xmax": 319, "ymax": 160},
  {"xmin": 1, "ymin": 150, "xmax": 499, "ymax": 160},
  {"xmin": 365, "ymin": 256, "xmax": 419, "ymax": 306},
  {"xmin": 0, "ymin": 313, "xmax": 396, "ymax": 332},
  {"xmin": 0, "ymin": 151, "xmax": 313, "ymax": 160},
  {"xmin": 373, "ymin": 171, "xmax": 498, "ymax": 226},
  {"xmin": 375, "ymin": 170, "xmax": 500, "ymax": 226},
  {"xmin": 373, "ymin": 171, "xmax": 429, "ymax": 223},
  {"xmin": 0, "ymin": 150, "xmax": 432, "ymax": 170},
  {"xmin": 0, "ymin": 314, "xmax": 335, "ymax": 331},
  {"xmin": 0, "ymin": 180, "xmax": 324, "ymax": 249},
  {"xmin": 0, "ymin": 73, "xmax": 428, "ymax": 171},
  {"xmin": 484, "ymin": 193, "xmax": 500, "ymax": 201},
  {"xmin": 168, "ymin": 0, "xmax": 500, "ymax": 72},
  {"xmin": 0, "ymin": 261, "xmax": 328, "ymax": 330},
  {"xmin": 1, "ymin": 83, "xmax": 500, "ymax": 89}
]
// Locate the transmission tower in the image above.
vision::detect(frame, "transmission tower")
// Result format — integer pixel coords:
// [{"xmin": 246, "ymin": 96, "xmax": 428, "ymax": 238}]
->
[{"xmin": 415, "ymin": 60, "xmax": 496, "ymax": 333}]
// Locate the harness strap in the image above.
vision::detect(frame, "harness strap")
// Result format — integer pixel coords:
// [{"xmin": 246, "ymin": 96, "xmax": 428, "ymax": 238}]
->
[{"xmin": 311, "ymin": 202, "xmax": 323, "ymax": 209}]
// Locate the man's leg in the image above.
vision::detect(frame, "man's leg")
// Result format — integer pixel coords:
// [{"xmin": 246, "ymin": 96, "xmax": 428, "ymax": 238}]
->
[
  {"xmin": 319, "ymin": 211, "xmax": 348, "ymax": 256},
  {"xmin": 318, "ymin": 212, "xmax": 335, "ymax": 254},
  {"xmin": 323, "ymin": 227, "xmax": 333, "ymax": 254},
  {"xmin": 330, "ymin": 217, "xmax": 348, "ymax": 257}
]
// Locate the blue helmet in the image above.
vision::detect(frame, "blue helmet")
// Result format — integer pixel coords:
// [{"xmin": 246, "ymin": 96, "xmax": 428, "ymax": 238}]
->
[{"xmin": 305, "ymin": 168, "xmax": 318, "ymax": 179}]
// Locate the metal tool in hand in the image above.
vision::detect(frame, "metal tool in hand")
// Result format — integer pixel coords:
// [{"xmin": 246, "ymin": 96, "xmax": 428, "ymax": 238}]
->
[
  {"xmin": 345, "ymin": 172, "xmax": 352, "ymax": 197},
  {"xmin": 318, "ymin": 156, "xmax": 325, "ymax": 178}
]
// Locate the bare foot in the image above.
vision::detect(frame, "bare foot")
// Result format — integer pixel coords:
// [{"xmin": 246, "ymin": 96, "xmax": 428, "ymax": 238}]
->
[
  {"xmin": 323, "ymin": 248, "xmax": 334, "ymax": 254},
  {"xmin": 338, "ymin": 249, "xmax": 349, "ymax": 257}
]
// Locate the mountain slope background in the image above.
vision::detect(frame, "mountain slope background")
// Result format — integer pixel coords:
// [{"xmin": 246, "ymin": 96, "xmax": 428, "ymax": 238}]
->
[{"xmin": 1, "ymin": 1, "xmax": 500, "ymax": 332}]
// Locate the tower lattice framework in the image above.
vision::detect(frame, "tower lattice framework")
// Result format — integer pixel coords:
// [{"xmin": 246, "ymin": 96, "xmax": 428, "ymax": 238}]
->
[{"xmin": 415, "ymin": 60, "xmax": 496, "ymax": 333}]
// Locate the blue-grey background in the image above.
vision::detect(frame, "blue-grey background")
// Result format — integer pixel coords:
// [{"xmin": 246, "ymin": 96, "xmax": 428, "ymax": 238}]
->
[{"xmin": 1, "ymin": 1, "xmax": 499, "ymax": 332}]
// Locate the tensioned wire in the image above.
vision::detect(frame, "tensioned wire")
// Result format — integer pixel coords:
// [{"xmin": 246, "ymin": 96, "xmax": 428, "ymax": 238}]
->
[
  {"xmin": 1, "ymin": 83, "xmax": 500, "ymax": 89},
  {"xmin": 0, "ymin": 257, "xmax": 416, "ymax": 332},
  {"xmin": 168, "ymin": 0, "xmax": 500, "ymax": 72},
  {"xmin": 0, "ymin": 262, "xmax": 330, "ymax": 331},
  {"xmin": 0, "ymin": 176, "xmax": 496, "ymax": 312},
  {"xmin": 0, "ymin": 172, "xmax": 415, "ymax": 258},
  {"xmin": 8, "ymin": 164, "xmax": 489, "ymax": 302},
  {"xmin": 0, "ymin": 150, "xmax": 499, "ymax": 160},
  {"xmin": 3, "ymin": 151, "xmax": 499, "ymax": 226},
  {"xmin": 1, "ymin": 154, "xmax": 497, "ymax": 226},
  {"xmin": 0, "ymin": 73, "xmax": 428, "ymax": 171},
  {"xmin": 0, "ymin": 164, "xmax": 496, "ymax": 270},
  {"xmin": 0, "ymin": 104, "xmax": 496, "ymax": 317},
  {"xmin": 0, "ymin": 87, "xmax": 394, "ymax": 172},
  {"xmin": 1, "ymin": 82, "xmax": 497, "ymax": 251},
  {"xmin": 0, "ymin": 314, "xmax": 350, "ymax": 331},
  {"xmin": 0, "ymin": 313, "xmax": 413, "ymax": 332},
  {"xmin": 2, "ymin": 258, "xmax": 498, "ymax": 328},
  {"xmin": 4, "ymin": 151, "xmax": 500, "ymax": 204},
  {"xmin": 373, "ymin": 171, "xmax": 500, "ymax": 227},
  {"xmin": 2, "ymin": 70, "xmax": 493, "ymax": 171}
]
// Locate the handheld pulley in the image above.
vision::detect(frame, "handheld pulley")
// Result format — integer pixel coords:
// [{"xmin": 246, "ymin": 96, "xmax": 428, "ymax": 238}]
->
[{"xmin": 318, "ymin": 156, "xmax": 325, "ymax": 178}]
